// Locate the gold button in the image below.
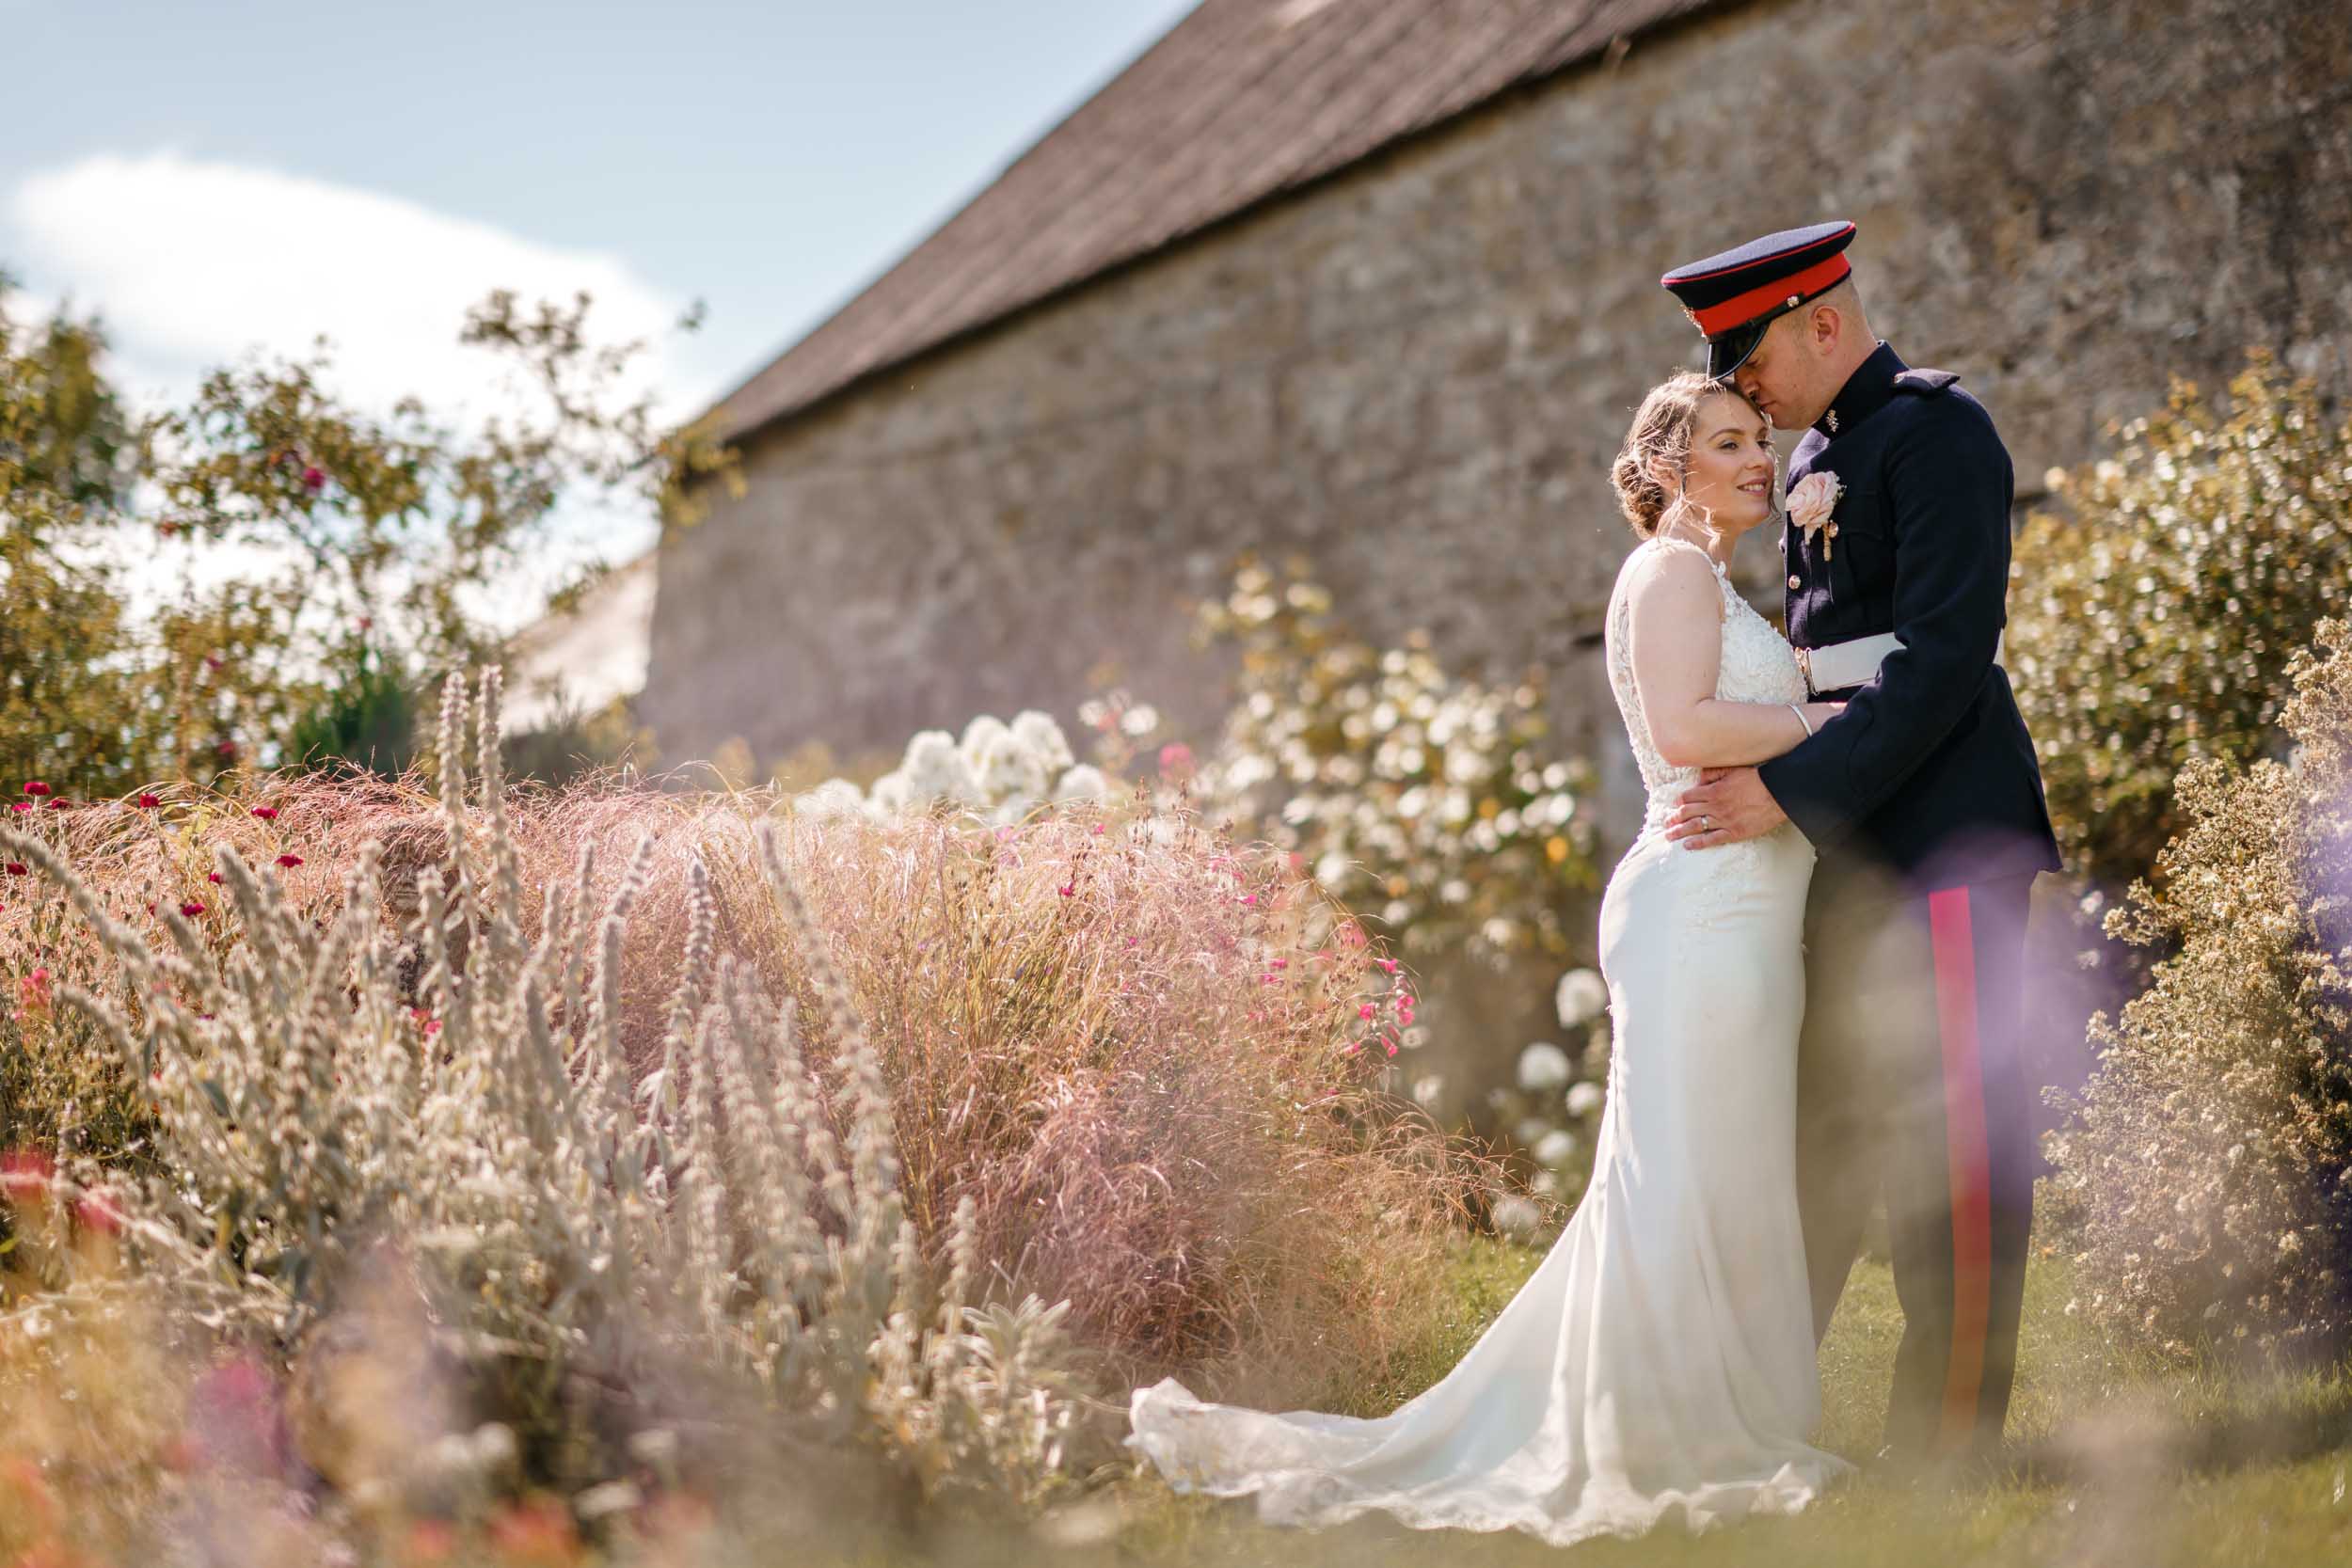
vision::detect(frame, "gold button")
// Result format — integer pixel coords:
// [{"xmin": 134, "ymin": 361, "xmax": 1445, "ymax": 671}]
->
[{"xmin": 1788, "ymin": 574, "xmax": 1803, "ymax": 590}]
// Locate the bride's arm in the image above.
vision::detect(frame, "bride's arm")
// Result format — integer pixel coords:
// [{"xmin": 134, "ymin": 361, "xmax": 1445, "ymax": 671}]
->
[{"xmin": 1627, "ymin": 548, "xmax": 1844, "ymax": 768}]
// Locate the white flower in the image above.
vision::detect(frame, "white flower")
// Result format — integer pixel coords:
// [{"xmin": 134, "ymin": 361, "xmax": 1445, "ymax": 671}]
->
[
  {"xmin": 1565, "ymin": 1081, "xmax": 1604, "ymax": 1119},
  {"xmin": 958, "ymin": 714, "xmax": 1010, "ymax": 770},
  {"xmin": 1513, "ymin": 1117, "xmax": 1552, "ymax": 1148},
  {"xmin": 1533, "ymin": 1129, "xmax": 1578, "ymax": 1167},
  {"xmin": 1788, "ymin": 470, "xmax": 1844, "ymax": 557},
  {"xmin": 1118, "ymin": 703, "xmax": 1161, "ymax": 737},
  {"xmin": 967, "ymin": 725, "xmax": 1051, "ymax": 804},
  {"xmin": 1517, "ymin": 1042, "xmax": 1572, "ymax": 1092},
  {"xmin": 1051, "ymin": 764, "xmax": 1110, "ymax": 802},
  {"xmin": 1010, "ymin": 709, "xmax": 1076, "ymax": 773},
  {"xmin": 1410, "ymin": 1074, "xmax": 1446, "ymax": 1109},
  {"xmin": 866, "ymin": 769, "xmax": 914, "ymax": 816},
  {"xmin": 1491, "ymin": 1194, "xmax": 1542, "ymax": 1237},
  {"xmin": 1554, "ymin": 968, "xmax": 1608, "ymax": 1028},
  {"xmin": 793, "ymin": 778, "xmax": 866, "ymax": 821},
  {"xmin": 903, "ymin": 731, "xmax": 983, "ymax": 804}
]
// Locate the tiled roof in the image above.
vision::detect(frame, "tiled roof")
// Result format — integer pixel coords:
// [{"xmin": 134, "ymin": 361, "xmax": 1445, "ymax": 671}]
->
[{"xmin": 708, "ymin": 0, "xmax": 1732, "ymax": 440}]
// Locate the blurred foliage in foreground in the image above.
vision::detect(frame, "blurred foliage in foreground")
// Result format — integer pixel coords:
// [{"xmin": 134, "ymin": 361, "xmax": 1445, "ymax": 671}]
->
[{"xmin": 2046, "ymin": 619, "xmax": 2352, "ymax": 1363}]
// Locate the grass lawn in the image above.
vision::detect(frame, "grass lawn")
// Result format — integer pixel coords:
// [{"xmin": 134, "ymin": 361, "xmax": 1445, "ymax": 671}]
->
[{"xmin": 1104, "ymin": 1226, "xmax": 2352, "ymax": 1566}]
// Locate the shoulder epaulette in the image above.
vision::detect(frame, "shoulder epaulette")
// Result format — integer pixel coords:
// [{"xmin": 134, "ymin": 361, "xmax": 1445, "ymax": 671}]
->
[{"xmin": 1893, "ymin": 368, "xmax": 1961, "ymax": 396}]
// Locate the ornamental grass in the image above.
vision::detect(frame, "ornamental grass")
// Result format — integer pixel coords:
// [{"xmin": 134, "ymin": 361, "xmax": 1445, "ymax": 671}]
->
[{"xmin": 1, "ymin": 670, "xmax": 1493, "ymax": 1533}]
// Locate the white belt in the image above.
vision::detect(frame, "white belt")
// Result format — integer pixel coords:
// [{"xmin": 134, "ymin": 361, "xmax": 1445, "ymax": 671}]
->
[{"xmin": 1795, "ymin": 631, "xmax": 2005, "ymax": 695}]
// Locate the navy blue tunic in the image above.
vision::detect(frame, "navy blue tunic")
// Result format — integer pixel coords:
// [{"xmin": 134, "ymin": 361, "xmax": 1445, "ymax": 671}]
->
[{"xmin": 1755, "ymin": 342, "xmax": 2062, "ymax": 892}]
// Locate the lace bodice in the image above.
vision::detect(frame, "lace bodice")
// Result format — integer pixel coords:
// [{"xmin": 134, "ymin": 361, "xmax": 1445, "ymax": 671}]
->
[{"xmin": 1605, "ymin": 537, "xmax": 1808, "ymax": 836}]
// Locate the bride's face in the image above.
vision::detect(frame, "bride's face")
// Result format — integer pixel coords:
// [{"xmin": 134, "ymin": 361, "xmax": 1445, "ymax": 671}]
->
[{"xmin": 1674, "ymin": 393, "xmax": 1777, "ymax": 533}]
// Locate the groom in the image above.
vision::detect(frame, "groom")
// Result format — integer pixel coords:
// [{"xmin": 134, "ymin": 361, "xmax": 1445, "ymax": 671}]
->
[{"xmin": 1656, "ymin": 221, "xmax": 2061, "ymax": 1470}]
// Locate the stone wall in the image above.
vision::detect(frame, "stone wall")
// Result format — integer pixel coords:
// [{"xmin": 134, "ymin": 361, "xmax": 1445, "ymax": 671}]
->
[{"xmin": 645, "ymin": 0, "xmax": 2352, "ymax": 854}]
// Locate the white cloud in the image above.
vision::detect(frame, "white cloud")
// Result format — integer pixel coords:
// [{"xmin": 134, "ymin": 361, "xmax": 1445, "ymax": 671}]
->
[{"xmin": 10, "ymin": 150, "xmax": 712, "ymax": 421}]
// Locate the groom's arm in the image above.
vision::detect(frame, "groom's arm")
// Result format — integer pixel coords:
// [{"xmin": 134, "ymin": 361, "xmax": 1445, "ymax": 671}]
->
[{"xmin": 1753, "ymin": 404, "xmax": 2014, "ymax": 848}]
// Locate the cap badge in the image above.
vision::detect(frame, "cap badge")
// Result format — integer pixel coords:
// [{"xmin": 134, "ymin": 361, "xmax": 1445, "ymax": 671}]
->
[{"xmin": 1785, "ymin": 294, "xmax": 1800, "ymax": 309}]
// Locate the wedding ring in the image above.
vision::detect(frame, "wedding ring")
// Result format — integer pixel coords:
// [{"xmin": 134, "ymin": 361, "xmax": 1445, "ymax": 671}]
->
[{"xmin": 1699, "ymin": 814, "xmax": 1711, "ymax": 830}]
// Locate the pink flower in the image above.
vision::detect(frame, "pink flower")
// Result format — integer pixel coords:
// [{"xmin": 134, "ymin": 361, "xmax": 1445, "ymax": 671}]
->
[
  {"xmin": 1237, "ymin": 892, "xmax": 1257, "ymax": 905},
  {"xmin": 1358, "ymin": 1003, "xmax": 1376, "ymax": 1020},
  {"xmin": 1787, "ymin": 470, "xmax": 1845, "ymax": 558},
  {"xmin": 1057, "ymin": 880, "xmax": 1075, "ymax": 897},
  {"xmin": 22, "ymin": 781, "xmax": 50, "ymax": 797},
  {"xmin": 42, "ymin": 797, "xmax": 68, "ymax": 810},
  {"xmin": 1158, "ymin": 742, "xmax": 1195, "ymax": 777},
  {"xmin": 74, "ymin": 1188, "xmax": 125, "ymax": 1234},
  {"xmin": 301, "ymin": 466, "xmax": 326, "ymax": 491},
  {"xmin": 8, "ymin": 801, "xmax": 28, "ymax": 814},
  {"xmin": 207, "ymin": 871, "xmax": 224, "ymax": 884},
  {"xmin": 1375, "ymin": 958, "xmax": 1399, "ymax": 974},
  {"xmin": 275, "ymin": 853, "xmax": 303, "ymax": 869},
  {"xmin": 1268, "ymin": 958, "xmax": 1288, "ymax": 970},
  {"xmin": 216, "ymin": 739, "xmax": 237, "ymax": 758},
  {"xmin": 0, "ymin": 1148, "xmax": 56, "ymax": 1205},
  {"xmin": 179, "ymin": 900, "xmax": 206, "ymax": 918},
  {"xmin": 17, "ymin": 966, "xmax": 52, "ymax": 1017},
  {"xmin": 136, "ymin": 792, "xmax": 162, "ymax": 809},
  {"xmin": 249, "ymin": 805, "xmax": 278, "ymax": 820}
]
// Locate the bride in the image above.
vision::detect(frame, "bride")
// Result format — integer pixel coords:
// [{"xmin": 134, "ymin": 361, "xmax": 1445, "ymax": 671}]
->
[{"xmin": 1126, "ymin": 372, "xmax": 1855, "ymax": 1546}]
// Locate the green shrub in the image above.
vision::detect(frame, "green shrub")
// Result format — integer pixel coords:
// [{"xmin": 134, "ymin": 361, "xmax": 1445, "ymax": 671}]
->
[
  {"xmin": 2009, "ymin": 352, "xmax": 2352, "ymax": 891},
  {"xmin": 2044, "ymin": 620, "xmax": 2352, "ymax": 1359},
  {"xmin": 0, "ymin": 277, "xmax": 737, "ymax": 792}
]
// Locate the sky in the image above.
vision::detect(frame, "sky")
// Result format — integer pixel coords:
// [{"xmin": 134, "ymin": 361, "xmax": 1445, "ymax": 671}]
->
[{"xmin": 0, "ymin": 0, "xmax": 1200, "ymax": 621}]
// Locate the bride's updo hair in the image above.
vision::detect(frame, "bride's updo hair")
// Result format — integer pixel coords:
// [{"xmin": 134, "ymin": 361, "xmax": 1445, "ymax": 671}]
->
[{"xmin": 1611, "ymin": 371, "xmax": 1740, "ymax": 539}]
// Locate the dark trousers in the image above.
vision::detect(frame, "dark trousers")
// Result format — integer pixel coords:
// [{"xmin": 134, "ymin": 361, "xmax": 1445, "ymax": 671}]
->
[{"xmin": 1795, "ymin": 869, "xmax": 2039, "ymax": 1462}]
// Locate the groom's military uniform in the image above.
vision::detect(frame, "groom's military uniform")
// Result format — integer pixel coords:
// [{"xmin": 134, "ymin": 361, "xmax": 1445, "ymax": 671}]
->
[{"xmin": 1664, "ymin": 224, "xmax": 2062, "ymax": 1466}]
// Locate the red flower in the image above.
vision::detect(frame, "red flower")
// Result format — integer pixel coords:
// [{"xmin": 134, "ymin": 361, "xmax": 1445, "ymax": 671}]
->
[
  {"xmin": 43, "ymin": 797, "xmax": 68, "ymax": 810},
  {"xmin": 136, "ymin": 792, "xmax": 163, "ymax": 809},
  {"xmin": 179, "ymin": 900, "xmax": 206, "ymax": 918},
  {"xmin": 4, "ymin": 863, "xmax": 24, "ymax": 877},
  {"xmin": 207, "ymin": 871, "xmax": 224, "ymax": 884},
  {"xmin": 216, "ymin": 739, "xmax": 237, "ymax": 758},
  {"xmin": 22, "ymin": 781, "xmax": 50, "ymax": 797},
  {"xmin": 302, "ymin": 466, "xmax": 326, "ymax": 492},
  {"xmin": 8, "ymin": 801, "xmax": 28, "ymax": 814},
  {"xmin": 249, "ymin": 805, "xmax": 278, "ymax": 820},
  {"xmin": 1057, "ymin": 880, "xmax": 1075, "ymax": 897},
  {"xmin": 275, "ymin": 853, "xmax": 303, "ymax": 869},
  {"xmin": 1358, "ymin": 1003, "xmax": 1376, "ymax": 1021}
]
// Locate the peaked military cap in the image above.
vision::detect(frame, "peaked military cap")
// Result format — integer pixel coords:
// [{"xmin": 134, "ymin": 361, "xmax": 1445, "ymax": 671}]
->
[{"xmin": 1661, "ymin": 220, "xmax": 1858, "ymax": 381}]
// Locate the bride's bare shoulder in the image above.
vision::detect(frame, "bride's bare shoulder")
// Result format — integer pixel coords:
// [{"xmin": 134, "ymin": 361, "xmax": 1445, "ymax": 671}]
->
[{"xmin": 1620, "ymin": 537, "xmax": 1724, "ymax": 610}]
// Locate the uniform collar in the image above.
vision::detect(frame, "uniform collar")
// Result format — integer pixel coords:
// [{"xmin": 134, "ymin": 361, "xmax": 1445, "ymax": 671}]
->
[{"xmin": 1813, "ymin": 341, "xmax": 1904, "ymax": 439}]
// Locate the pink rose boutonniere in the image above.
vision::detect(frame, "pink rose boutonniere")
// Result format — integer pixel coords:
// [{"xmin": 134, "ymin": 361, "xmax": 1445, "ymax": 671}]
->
[{"xmin": 1787, "ymin": 471, "xmax": 1844, "ymax": 559}]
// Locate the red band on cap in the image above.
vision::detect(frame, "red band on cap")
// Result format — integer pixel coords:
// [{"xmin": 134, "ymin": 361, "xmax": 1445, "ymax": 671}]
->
[{"xmin": 1693, "ymin": 254, "xmax": 1852, "ymax": 338}]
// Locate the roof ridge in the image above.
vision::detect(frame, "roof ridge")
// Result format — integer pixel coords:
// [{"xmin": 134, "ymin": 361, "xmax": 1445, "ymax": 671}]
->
[{"xmin": 708, "ymin": 0, "xmax": 1739, "ymax": 444}]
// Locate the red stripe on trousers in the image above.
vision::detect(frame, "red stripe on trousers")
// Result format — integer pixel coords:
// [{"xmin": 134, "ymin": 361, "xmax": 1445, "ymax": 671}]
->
[{"xmin": 1928, "ymin": 886, "xmax": 1992, "ymax": 1453}]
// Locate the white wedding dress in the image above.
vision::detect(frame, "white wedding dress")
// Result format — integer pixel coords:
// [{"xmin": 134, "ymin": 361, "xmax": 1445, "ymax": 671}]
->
[{"xmin": 1126, "ymin": 537, "xmax": 1852, "ymax": 1545}]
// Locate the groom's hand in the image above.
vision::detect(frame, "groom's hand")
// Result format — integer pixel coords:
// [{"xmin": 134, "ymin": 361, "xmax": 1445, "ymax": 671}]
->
[{"xmin": 1665, "ymin": 768, "xmax": 1787, "ymax": 849}]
